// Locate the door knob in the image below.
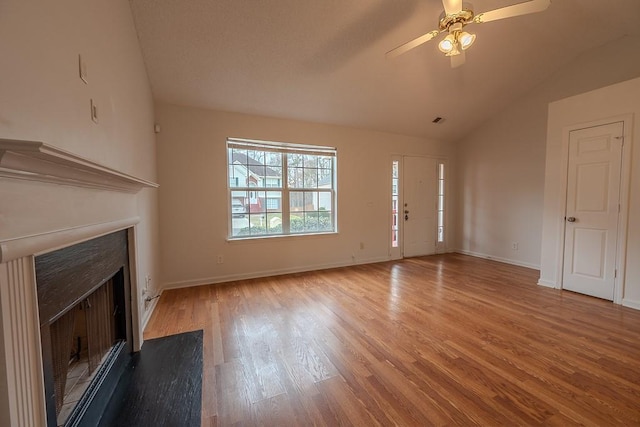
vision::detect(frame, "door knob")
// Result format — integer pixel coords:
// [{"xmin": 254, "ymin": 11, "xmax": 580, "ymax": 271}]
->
[
  {"xmin": 405, "ymin": 214, "xmax": 409, "ymax": 221},
  {"xmin": 567, "ymin": 217, "xmax": 576, "ymax": 222}
]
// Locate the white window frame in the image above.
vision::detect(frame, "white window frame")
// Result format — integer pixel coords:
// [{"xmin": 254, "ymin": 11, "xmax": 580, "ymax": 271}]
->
[
  {"xmin": 436, "ymin": 160, "xmax": 447, "ymax": 252},
  {"xmin": 227, "ymin": 138, "xmax": 337, "ymax": 239}
]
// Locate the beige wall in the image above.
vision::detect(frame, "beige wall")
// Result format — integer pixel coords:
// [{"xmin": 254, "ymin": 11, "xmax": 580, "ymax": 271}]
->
[
  {"xmin": 0, "ymin": 0, "xmax": 159, "ymax": 313},
  {"xmin": 454, "ymin": 35, "xmax": 640, "ymax": 269},
  {"xmin": 0, "ymin": 1, "xmax": 158, "ymax": 424},
  {"xmin": 155, "ymin": 103, "xmax": 452, "ymax": 288},
  {"xmin": 540, "ymin": 77, "xmax": 640, "ymax": 309}
]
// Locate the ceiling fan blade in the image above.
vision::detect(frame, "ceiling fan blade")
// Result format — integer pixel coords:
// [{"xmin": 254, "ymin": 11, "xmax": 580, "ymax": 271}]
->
[
  {"xmin": 442, "ymin": 0, "xmax": 463, "ymax": 15},
  {"xmin": 386, "ymin": 30, "xmax": 440, "ymax": 59},
  {"xmin": 450, "ymin": 51, "xmax": 466, "ymax": 68},
  {"xmin": 474, "ymin": 0, "xmax": 550, "ymax": 23}
]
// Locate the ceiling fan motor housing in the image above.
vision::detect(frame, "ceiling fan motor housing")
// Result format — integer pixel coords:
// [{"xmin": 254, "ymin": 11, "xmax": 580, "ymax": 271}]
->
[{"xmin": 439, "ymin": 9, "xmax": 475, "ymax": 32}]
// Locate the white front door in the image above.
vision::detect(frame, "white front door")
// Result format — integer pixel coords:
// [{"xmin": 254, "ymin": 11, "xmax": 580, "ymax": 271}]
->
[
  {"xmin": 562, "ymin": 121, "xmax": 624, "ymax": 300},
  {"xmin": 403, "ymin": 156, "xmax": 437, "ymax": 258}
]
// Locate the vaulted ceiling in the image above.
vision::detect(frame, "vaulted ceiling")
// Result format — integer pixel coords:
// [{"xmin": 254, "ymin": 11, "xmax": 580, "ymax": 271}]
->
[{"xmin": 129, "ymin": 0, "xmax": 640, "ymax": 142}]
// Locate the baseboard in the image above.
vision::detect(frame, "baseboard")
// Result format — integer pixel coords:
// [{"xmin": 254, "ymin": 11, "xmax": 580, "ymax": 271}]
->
[
  {"xmin": 141, "ymin": 291, "xmax": 162, "ymax": 330},
  {"xmin": 162, "ymin": 255, "xmax": 391, "ymax": 290},
  {"xmin": 622, "ymin": 298, "xmax": 640, "ymax": 311},
  {"xmin": 454, "ymin": 249, "xmax": 540, "ymax": 270},
  {"xmin": 536, "ymin": 278, "xmax": 557, "ymax": 288}
]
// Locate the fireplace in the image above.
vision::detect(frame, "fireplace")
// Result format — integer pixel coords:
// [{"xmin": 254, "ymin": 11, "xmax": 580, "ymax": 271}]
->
[
  {"xmin": 0, "ymin": 139, "xmax": 158, "ymax": 426},
  {"xmin": 35, "ymin": 231, "xmax": 133, "ymax": 426}
]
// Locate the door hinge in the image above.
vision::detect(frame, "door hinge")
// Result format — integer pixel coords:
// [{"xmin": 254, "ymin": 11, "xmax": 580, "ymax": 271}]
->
[{"xmin": 614, "ymin": 269, "xmax": 617, "ymax": 278}]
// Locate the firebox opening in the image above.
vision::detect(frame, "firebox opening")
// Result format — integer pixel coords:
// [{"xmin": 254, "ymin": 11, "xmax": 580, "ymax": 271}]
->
[
  {"xmin": 35, "ymin": 230, "xmax": 133, "ymax": 427},
  {"xmin": 53, "ymin": 271, "xmax": 127, "ymax": 426}
]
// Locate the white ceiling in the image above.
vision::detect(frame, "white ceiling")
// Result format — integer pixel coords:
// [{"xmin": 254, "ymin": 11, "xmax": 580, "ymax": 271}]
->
[{"xmin": 129, "ymin": 0, "xmax": 640, "ymax": 142}]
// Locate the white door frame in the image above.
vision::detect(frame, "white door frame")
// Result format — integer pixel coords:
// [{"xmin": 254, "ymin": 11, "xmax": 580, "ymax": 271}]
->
[
  {"xmin": 389, "ymin": 155, "xmax": 448, "ymax": 259},
  {"xmin": 555, "ymin": 114, "xmax": 633, "ymax": 304}
]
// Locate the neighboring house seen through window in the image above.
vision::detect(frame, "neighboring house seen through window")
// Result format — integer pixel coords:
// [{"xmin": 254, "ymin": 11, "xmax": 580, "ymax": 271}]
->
[{"xmin": 227, "ymin": 138, "xmax": 336, "ymax": 238}]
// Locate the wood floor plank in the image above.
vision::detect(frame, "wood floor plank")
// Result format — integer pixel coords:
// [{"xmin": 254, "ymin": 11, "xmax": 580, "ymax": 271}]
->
[{"xmin": 144, "ymin": 253, "xmax": 640, "ymax": 426}]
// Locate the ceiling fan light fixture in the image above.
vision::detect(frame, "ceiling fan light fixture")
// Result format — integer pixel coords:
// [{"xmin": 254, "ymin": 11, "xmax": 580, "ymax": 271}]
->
[
  {"xmin": 459, "ymin": 31, "xmax": 476, "ymax": 50},
  {"xmin": 438, "ymin": 34, "xmax": 456, "ymax": 53}
]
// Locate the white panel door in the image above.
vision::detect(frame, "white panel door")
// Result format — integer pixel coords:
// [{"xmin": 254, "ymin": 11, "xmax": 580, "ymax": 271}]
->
[
  {"xmin": 562, "ymin": 122, "xmax": 624, "ymax": 300},
  {"xmin": 403, "ymin": 156, "xmax": 437, "ymax": 258}
]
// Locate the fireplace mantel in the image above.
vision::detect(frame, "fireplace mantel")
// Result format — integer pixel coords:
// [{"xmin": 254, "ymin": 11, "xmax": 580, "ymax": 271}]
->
[{"xmin": 0, "ymin": 138, "xmax": 159, "ymax": 193}]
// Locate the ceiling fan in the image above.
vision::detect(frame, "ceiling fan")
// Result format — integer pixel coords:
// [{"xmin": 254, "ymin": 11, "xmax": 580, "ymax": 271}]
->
[{"xmin": 386, "ymin": 0, "xmax": 551, "ymax": 67}]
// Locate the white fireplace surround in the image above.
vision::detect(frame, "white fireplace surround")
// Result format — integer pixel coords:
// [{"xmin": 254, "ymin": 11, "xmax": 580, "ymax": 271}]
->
[{"xmin": 0, "ymin": 139, "xmax": 158, "ymax": 426}]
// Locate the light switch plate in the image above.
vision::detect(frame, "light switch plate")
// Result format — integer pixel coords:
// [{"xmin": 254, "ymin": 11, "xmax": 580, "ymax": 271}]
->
[
  {"xmin": 90, "ymin": 99, "xmax": 98, "ymax": 123},
  {"xmin": 79, "ymin": 54, "xmax": 88, "ymax": 84}
]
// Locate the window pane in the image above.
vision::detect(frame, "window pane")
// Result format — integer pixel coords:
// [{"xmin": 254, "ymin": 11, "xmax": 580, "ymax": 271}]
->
[
  {"xmin": 229, "ymin": 165, "xmax": 240, "ymax": 187},
  {"xmin": 318, "ymin": 156, "xmax": 332, "ymax": 169},
  {"xmin": 229, "ymin": 148, "xmax": 247, "ymax": 165},
  {"xmin": 233, "ymin": 214, "xmax": 251, "ymax": 236},
  {"xmin": 290, "ymin": 191, "xmax": 304, "ymax": 212},
  {"xmin": 266, "ymin": 191, "xmax": 281, "ymax": 210},
  {"xmin": 318, "ymin": 169, "xmax": 332, "ymax": 188},
  {"xmin": 265, "ymin": 152, "xmax": 282, "ymax": 167},
  {"xmin": 231, "ymin": 190, "xmax": 247, "ymax": 202},
  {"xmin": 249, "ymin": 191, "xmax": 266, "ymax": 213},
  {"xmin": 318, "ymin": 210, "xmax": 333, "ymax": 231},
  {"xmin": 304, "ymin": 192, "xmax": 317, "ymax": 210},
  {"xmin": 391, "ymin": 159, "xmax": 400, "ymax": 250},
  {"xmin": 304, "ymin": 168, "xmax": 318, "ymax": 188},
  {"xmin": 247, "ymin": 150, "xmax": 264, "ymax": 165},
  {"xmin": 267, "ymin": 167, "xmax": 282, "ymax": 187},
  {"xmin": 255, "ymin": 165, "xmax": 268, "ymax": 187},
  {"xmin": 304, "ymin": 155, "xmax": 318, "ymax": 168},
  {"xmin": 288, "ymin": 167, "xmax": 303, "ymax": 188},
  {"xmin": 290, "ymin": 213, "xmax": 304, "ymax": 233},
  {"xmin": 318, "ymin": 192, "xmax": 332, "ymax": 211},
  {"xmin": 266, "ymin": 213, "xmax": 282, "ymax": 234},
  {"xmin": 288, "ymin": 153, "xmax": 303, "ymax": 167},
  {"xmin": 304, "ymin": 212, "xmax": 319, "ymax": 231},
  {"xmin": 248, "ymin": 215, "xmax": 267, "ymax": 236}
]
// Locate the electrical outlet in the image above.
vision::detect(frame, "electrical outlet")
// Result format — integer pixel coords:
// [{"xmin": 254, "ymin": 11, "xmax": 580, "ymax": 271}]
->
[
  {"xmin": 142, "ymin": 274, "xmax": 151, "ymax": 295},
  {"xmin": 217, "ymin": 255, "xmax": 224, "ymax": 264},
  {"xmin": 512, "ymin": 242, "xmax": 519, "ymax": 251}
]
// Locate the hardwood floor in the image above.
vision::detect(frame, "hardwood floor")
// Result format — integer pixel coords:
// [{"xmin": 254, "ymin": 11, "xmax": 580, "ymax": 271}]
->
[{"xmin": 144, "ymin": 254, "xmax": 640, "ymax": 426}]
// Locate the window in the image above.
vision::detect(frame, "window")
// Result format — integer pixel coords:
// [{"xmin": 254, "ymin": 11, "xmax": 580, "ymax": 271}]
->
[
  {"xmin": 227, "ymin": 138, "xmax": 336, "ymax": 238},
  {"xmin": 391, "ymin": 160, "xmax": 399, "ymax": 248},
  {"xmin": 437, "ymin": 161, "xmax": 445, "ymax": 243}
]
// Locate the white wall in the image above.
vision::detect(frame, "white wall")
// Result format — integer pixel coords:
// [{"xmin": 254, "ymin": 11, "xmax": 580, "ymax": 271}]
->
[
  {"xmin": 155, "ymin": 102, "xmax": 452, "ymax": 288},
  {"xmin": 454, "ymin": 35, "xmax": 640, "ymax": 269},
  {"xmin": 0, "ymin": 1, "xmax": 158, "ymax": 424},
  {"xmin": 540, "ymin": 77, "xmax": 640, "ymax": 309}
]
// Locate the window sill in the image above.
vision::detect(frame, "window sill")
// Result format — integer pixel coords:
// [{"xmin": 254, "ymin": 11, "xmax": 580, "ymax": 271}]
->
[{"xmin": 226, "ymin": 231, "xmax": 338, "ymax": 243}]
